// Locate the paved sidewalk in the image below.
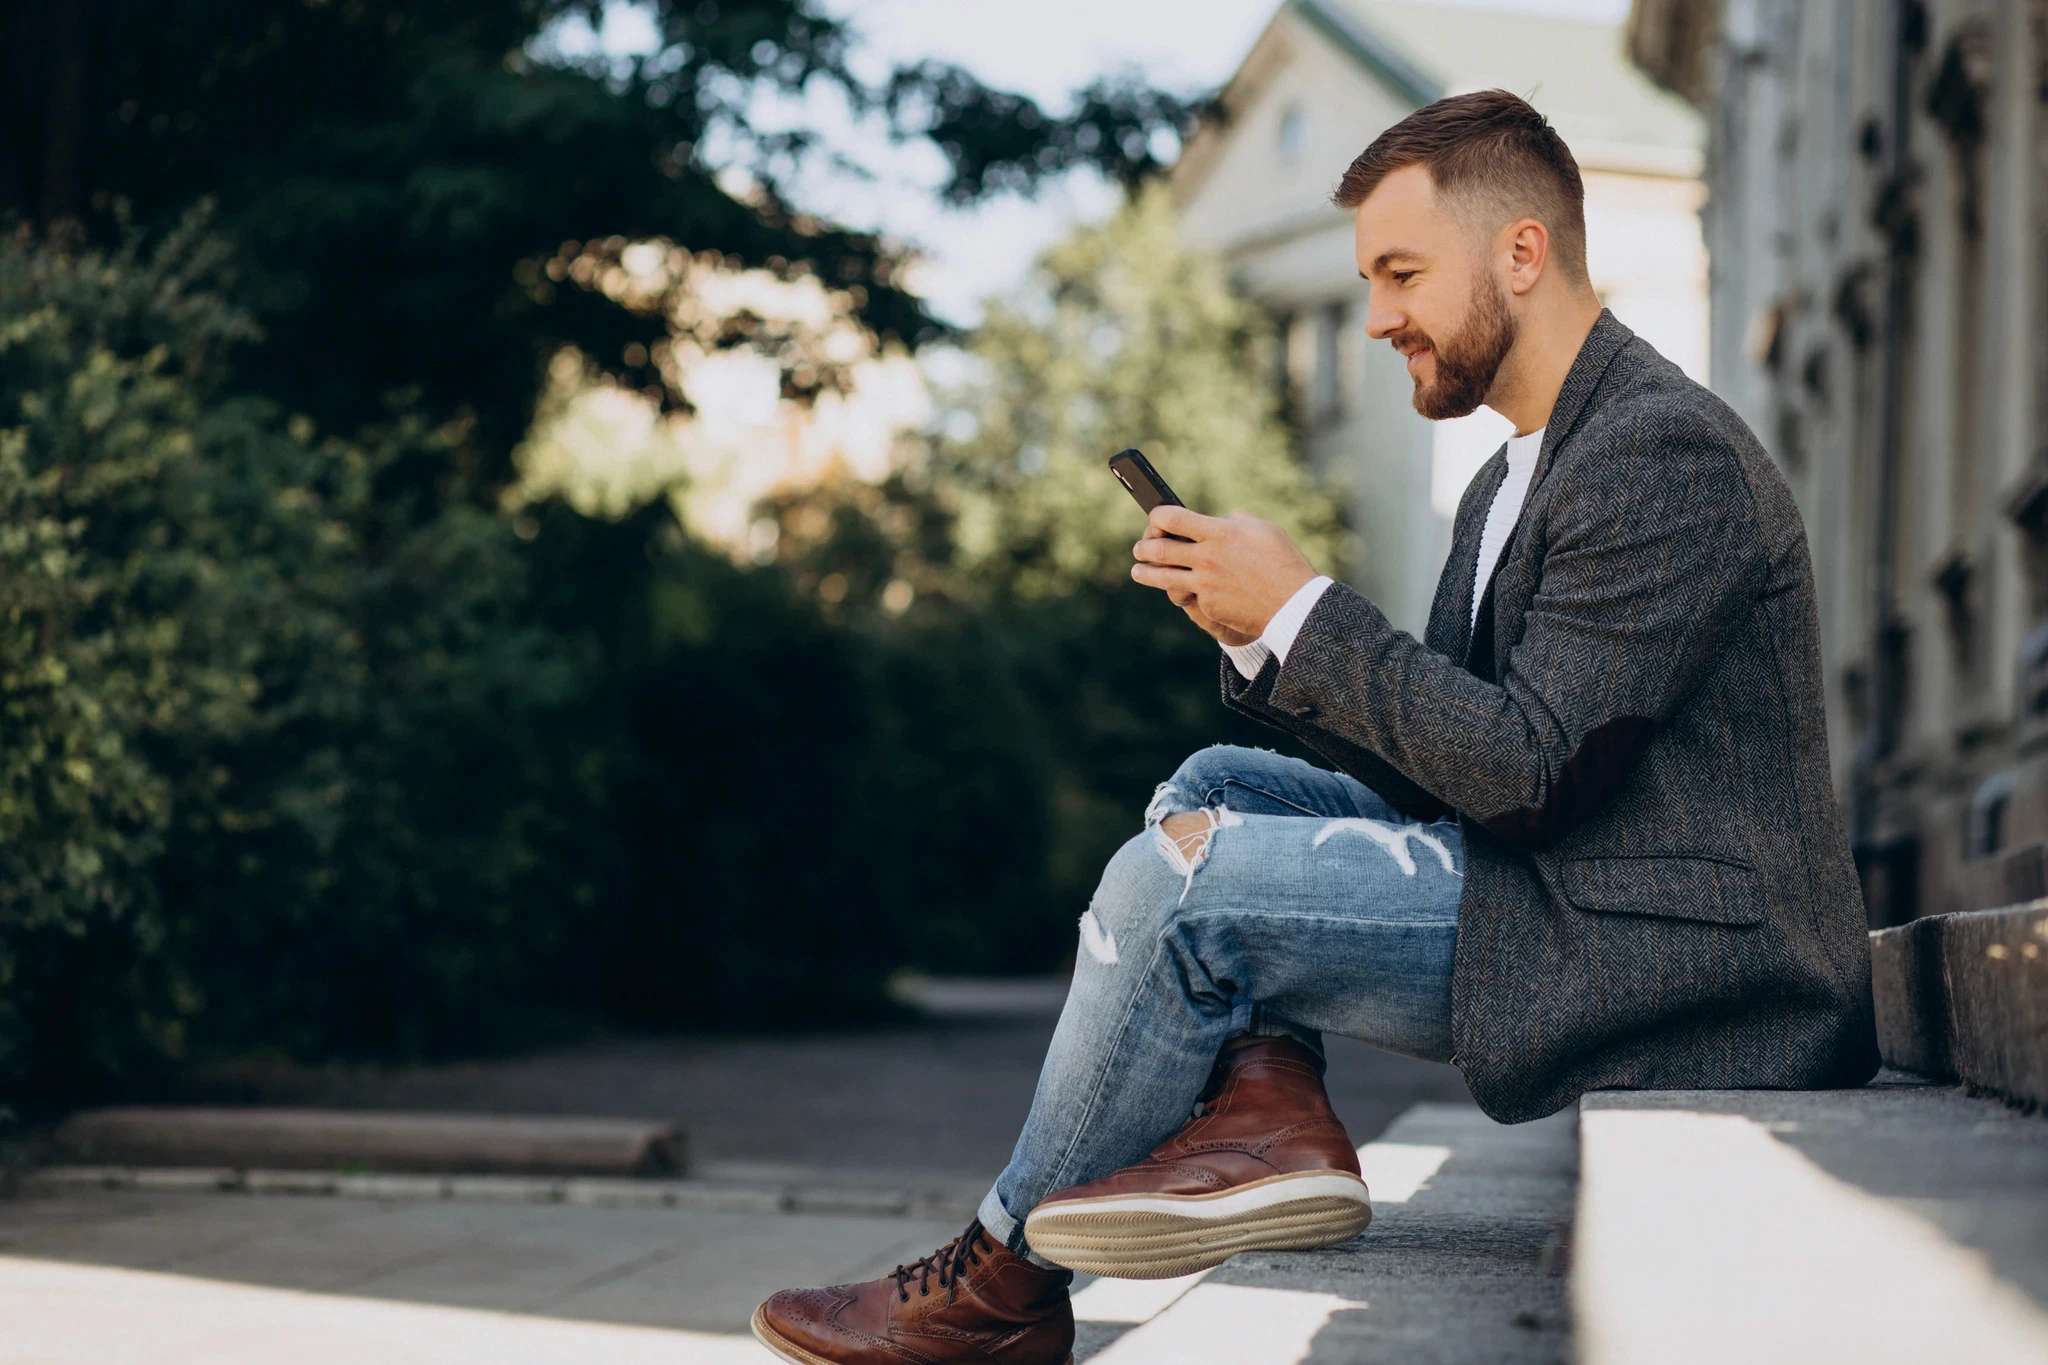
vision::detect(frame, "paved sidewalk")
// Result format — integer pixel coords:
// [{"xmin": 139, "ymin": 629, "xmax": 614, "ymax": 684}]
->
[
  {"xmin": 0, "ymin": 1185, "xmax": 960, "ymax": 1337},
  {"xmin": 0, "ymin": 1099, "xmax": 1562, "ymax": 1364},
  {"xmin": 2, "ymin": 976, "xmax": 1482, "ymax": 1362}
]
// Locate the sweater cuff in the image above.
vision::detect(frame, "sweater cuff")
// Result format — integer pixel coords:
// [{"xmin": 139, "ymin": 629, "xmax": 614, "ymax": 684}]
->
[
  {"xmin": 1221, "ymin": 639, "xmax": 1273, "ymax": 680},
  {"xmin": 1263, "ymin": 576, "xmax": 1334, "ymax": 666}
]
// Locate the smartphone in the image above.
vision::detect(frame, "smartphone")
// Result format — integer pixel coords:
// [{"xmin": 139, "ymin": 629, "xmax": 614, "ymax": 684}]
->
[{"xmin": 1109, "ymin": 448, "xmax": 1193, "ymax": 541}]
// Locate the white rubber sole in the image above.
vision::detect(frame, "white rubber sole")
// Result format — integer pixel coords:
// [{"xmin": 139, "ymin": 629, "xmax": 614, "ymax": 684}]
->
[
  {"xmin": 751, "ymin": 1304, "xmax": 1073, "ymax": 1365},
  {"xmin": 1024, "ymin": 1169, "xmax": 1373, "ymax": 1279}
]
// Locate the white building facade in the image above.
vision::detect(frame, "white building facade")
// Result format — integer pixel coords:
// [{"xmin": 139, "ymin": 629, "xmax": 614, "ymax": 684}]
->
[{"xmin": 1173, "ymin": 0, "xmax": 1708, "ymax": 634}]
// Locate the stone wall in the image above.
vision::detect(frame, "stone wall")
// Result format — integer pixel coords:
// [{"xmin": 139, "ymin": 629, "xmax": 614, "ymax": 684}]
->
[{"xmin": 1631, "ymin": 0, "xmax": 2048, "ymax": 926}]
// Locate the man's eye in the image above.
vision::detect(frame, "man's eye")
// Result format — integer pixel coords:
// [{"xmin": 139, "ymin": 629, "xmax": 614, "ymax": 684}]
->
[{"xmin": 1393, "ymin": 271, "xmax": 1417, "ymax": 284}]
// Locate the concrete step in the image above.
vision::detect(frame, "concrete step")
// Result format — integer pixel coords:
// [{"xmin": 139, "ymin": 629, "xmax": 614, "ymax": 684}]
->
[
  {"xmin": 52, "ymin": 1107, "xmax": 686, "ymax": 1178},
  {"xmin": 1870, "ymin": 902, "xmax": 2048, "ymax": 1105},
  {"xmin": 1574, "ymin": 1078, "xmax": 2048, "ymax": 1365}
]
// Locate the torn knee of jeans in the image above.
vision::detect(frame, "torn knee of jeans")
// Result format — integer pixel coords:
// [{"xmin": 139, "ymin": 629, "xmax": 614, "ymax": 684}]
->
[
  {"xmin": 1151, "ymin": 806, "xmax": 1242, "ymax": 902},
  {"xmin": 1144, "ymin": 780, "xmax": 1190, "ymax": 827}
]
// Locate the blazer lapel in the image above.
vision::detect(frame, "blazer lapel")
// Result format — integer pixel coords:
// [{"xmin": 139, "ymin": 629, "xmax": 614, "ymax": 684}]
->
[
  {"xmin": 1524, "ymin": 309, "xmax": 1634, "ymax": 505},
  {"xmin": 1460, "ymin": 309, "xmax": 1637, "ymax": 672}
]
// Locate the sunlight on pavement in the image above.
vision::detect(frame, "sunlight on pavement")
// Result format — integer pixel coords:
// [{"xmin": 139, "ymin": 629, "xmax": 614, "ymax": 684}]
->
[
  {"xmin": 1353, "ymin": 1141, "xmax": 1451, "ymax": 1204},
  {"xmin": 0, "ymin": 1255, "xmax": 775, "ymax": 1365},
  {"xmin": 1070, "ymin": 1269, "xmax": 1211, "ymax": 1323},
  {"xmin": 1088, "ymin": 1283, "xmax": 1366, "ymax": 1365}
]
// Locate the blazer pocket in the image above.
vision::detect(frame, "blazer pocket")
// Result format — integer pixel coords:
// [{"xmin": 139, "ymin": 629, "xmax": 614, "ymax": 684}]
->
[{"xmin": 1559, "ymin": 854, "xmax": 1765, "ymax": 926}]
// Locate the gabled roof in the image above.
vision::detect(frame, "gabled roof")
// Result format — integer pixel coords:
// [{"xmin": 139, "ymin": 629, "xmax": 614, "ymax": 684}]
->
[
  {"xmin": 1292, "ymin": 0, "xmax": 1442, "ymax": 106},
  {"xmin": 1190, "ymin": 0, "xmax": 1702, "ymax": 184},
  {"xmin": 1322, "ymin": 0, "xmax": 1701, "ymax": 163}
]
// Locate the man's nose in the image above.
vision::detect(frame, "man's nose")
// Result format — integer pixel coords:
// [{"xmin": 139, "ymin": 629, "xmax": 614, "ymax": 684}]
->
[{"xmin": 1361, "ymin": 287, "xmax": 1402, "ymax": 341}]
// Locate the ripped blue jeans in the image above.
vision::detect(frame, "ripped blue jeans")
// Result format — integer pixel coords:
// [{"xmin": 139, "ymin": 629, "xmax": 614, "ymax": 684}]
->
[{"xmin": 976, "ymin": 744, "xmax": 1463, "ymax": 1262}]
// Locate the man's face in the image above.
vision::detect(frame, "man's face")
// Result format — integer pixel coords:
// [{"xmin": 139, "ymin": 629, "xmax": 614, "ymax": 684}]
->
[{"xmin": 1353, "ymin": 165, "xmax": 1517, "ymax": 421}]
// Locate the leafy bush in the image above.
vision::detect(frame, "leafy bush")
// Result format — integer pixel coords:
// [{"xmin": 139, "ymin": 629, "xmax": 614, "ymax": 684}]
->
[{"xmin": 0, "ymin": 219, "xmax": 630, "ymax": 1098}]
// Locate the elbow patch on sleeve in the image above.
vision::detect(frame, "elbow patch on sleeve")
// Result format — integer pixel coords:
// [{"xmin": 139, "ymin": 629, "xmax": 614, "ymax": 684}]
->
[{"xmin": 1478, "ymin": 715, "xmax": 1655, "ymax": 847}]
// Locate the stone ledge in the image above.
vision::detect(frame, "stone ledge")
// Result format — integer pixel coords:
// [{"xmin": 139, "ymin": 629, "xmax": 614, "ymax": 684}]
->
[
  {"xmin": 1576, "ymin": 1086, "xmax": 2048, "ymax": 1365},
  {"xmin": 1870, "ymin": 903, "xmax": 2048, "ymax": 1106},
  {"xmin": 50, "ymin": 1107, "xmax": 687, "ymax": 1178}
]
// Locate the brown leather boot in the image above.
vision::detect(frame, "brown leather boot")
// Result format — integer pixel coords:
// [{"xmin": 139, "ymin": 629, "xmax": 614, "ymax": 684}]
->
[
  {"xmin": 1023, "ymin": 1036, "xmax": 1371, "ymax": 1279},
  {"xmin": 751, "ymin": 1219, "xmax": 1074, "ymax": 1365}
]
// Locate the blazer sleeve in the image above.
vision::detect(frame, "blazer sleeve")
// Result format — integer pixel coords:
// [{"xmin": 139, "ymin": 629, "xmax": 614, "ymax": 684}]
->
[
  {"xmin": 1261, "ymin": 413, "xmax": 1767, "ymax": 850},
  {"xmin": 1219, "ymin": 654, "xmax": 1451, "ymax": 823}
]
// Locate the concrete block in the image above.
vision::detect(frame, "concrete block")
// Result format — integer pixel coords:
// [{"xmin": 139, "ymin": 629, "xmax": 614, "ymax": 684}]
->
[
  {"xmin": 444, "ymin": 1176, "xmax": 563, "ymax": 1203},
  {"xmin": 244, "ymin": 1169, "xmax": 337, "ymax": 1196},
  {"xmin": 786, "ymin": 1187, "xmax": 911, "ymax": 1217},
  {"xmin": 562, "ymin": 1178, "xmax": 677, "ymax": 1209},
  {"xmin": 1870, "ymin": 915, "xmax": 1953, "ymax": 1078},
  {"xmin": 130, "ymin": 1168, "xmax": 242, "ymax": 1193},
  {"xmin": 1870, "ymin": 902, "xmax": 2048, "ymax": 1107},
  {"xmin": 333, "ymin": 1173, "xmax": 449, "ymax": 1201},
  {"xmin": 28, "ymin": 1166, "xmax": 134, "ymax": 1190},
  {"xmin": 1941, "ymin": 904, "xmax": 2048, "ymax": 1107},
  {"xmin": 666, "ymin": 1182, "xmax": 785, "ymax": 1213},
  {"xmin": 49, "ymin": 1107, "xmax": 687, "ymax": 1177}
]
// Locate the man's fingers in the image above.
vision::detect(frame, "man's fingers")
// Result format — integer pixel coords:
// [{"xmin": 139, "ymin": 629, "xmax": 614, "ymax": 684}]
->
[
  {"xmin": 1132, "ymin": 536, "xmax": 1200, "ymax": 566},
  {"xmin": 1131, "ymin": 563, "xmax": 1191, "ymax": 591},
  {"xmin": 1147, "ymin": 504, "xmax": 1217, "ymax": 539}
]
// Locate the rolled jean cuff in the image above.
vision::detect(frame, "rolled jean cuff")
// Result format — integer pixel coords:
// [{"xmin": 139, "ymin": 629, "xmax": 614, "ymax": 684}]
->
[
  {"xmin": 1230, "ymin": 997, "xmax": 1325, "ymax": 1067},
  {"xmin": 977, "ymin": 1185, "xmax": 1059, "ymax": 1269}
]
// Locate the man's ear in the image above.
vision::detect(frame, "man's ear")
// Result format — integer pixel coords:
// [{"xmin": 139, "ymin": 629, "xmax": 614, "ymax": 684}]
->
[{"xmin": 1502, "ymin": 218, "xmax": 1550, "ymax": 296}]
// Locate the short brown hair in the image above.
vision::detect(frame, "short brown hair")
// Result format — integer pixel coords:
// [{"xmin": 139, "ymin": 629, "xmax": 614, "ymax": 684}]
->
[{"xmin": 1333, "ymin": 90, "xmax": 1588, "ymax": 284}]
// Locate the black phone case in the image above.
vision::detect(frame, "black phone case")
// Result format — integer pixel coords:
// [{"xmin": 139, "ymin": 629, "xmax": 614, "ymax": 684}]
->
[
  {"xmin": 1108, "ymin": 448, "xmax": 1183, "ymax": 512},
  {"xmin": 1109, "ymin": 449, "xmax": 1192, "ymax": 542}
]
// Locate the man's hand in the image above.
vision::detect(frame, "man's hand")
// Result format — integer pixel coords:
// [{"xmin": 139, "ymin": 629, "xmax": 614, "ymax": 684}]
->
[{"xmin": 1132, "ymin": 506, "xmax": 1318, "ymax": 644}]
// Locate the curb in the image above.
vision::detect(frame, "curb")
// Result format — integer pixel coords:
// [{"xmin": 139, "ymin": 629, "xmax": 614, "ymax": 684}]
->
[
  {"xmin": 18, "ymin": 1164, "xmax": 981, "ymax": 1221},
  {"xmin": 49, "ymin": 1107, "xmax": 686, "ymax": 1178}
]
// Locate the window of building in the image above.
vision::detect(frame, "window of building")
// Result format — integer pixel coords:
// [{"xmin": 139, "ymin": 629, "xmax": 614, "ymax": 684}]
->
[
  {"xmin": 1278, "ymin": 105, "xmax": 1307, "ymax": 162},
  {"xmin": 1312, "ymin": 303, "xmax": 1344, "ymax": 423}
]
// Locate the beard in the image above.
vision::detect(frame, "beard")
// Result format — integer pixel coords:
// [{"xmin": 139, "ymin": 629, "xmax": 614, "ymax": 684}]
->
[{"xmin": 1392, "ymin": 274, "xmax": 1518, "ymax": 420}]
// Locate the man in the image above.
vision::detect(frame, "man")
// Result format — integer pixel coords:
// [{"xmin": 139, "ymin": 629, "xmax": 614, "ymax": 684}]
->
[{"xmin": 751, "ymin": 89, "xmax": 1878, "ymax": 1365}]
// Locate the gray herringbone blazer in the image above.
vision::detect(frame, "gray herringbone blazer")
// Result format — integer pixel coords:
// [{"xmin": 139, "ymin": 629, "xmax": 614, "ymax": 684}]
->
[{"xmin": 1224, "ymin": 311, "xmax": 1880, "ymax": 1123}]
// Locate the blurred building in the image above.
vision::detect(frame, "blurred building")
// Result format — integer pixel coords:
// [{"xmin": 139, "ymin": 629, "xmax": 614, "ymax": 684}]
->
[
  {"xmin": 1172, "ymin": 0, "xmax": 1707, "ymax": 633},
  {"xmin": 1629, "ymin": 0, "xmax": 2048, "ymax": 926}
]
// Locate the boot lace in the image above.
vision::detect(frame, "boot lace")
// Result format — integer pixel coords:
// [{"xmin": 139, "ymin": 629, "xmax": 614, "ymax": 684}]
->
[{"xmin": 891, "ymin": 1219, "xmax": 992, "ymax": 1304}]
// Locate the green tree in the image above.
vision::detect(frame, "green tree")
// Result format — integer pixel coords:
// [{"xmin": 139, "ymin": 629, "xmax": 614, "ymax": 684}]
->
[
  {"xmin": 0, "ymin": 0, "xmax": 1199, "ymax": 493},
  {"xmin": 0, "ymin": 3, "xmax": 1264, "ymax": 1092},
  {"xmin": 940, "ymin": 185, "xmax": 1347, "ymax": 598},
  {"xmin": 937, "ymin": 189, "xmax": 1345, "ymax": 931},
  {"xmin": 743, "ymin": 190, "xmax": 1343, "ymax": 972}
]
